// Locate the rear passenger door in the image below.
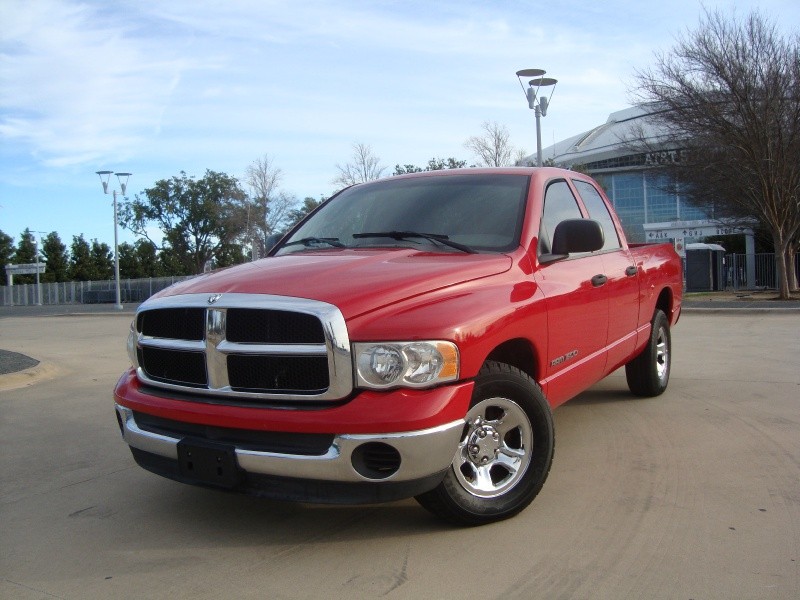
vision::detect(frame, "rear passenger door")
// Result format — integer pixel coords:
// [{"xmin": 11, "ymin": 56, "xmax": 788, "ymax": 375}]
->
[
  {"xmin": 535, "ymin": 179, "xmax": 609, "ymax": 405},
  {"xmin": 572, "ymin": 179, "xmax": 639, "ymax": 372}
]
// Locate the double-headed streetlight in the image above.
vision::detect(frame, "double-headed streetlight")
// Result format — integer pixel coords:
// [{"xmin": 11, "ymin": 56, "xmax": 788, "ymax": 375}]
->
[
  {"xmin": 95, "ymin": 170, "xmax": 132, "ymax": 310},
  {"xmin": 516, "ymin": 68, "xmax": 558, "ymax": 167},
  {"xmin": 32, "ymin": 231, "xmax": 49, "ymax": 306}
]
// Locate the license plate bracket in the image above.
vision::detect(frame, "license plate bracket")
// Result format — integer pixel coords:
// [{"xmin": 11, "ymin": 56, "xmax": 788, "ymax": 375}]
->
[{"xmin": 177, "ymin": 438, "xmax": 241, "ymax": 488}]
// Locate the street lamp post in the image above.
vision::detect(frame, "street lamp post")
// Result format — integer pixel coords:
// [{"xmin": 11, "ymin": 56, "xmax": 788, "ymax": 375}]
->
[
  {"xmin": 34, "ymin": 236, "xmax": 42, "ymax": 306},
  {"xmin": 32, "ymin": 231, "xmax": 49, "ymax": 306},
  {"xmin": 516, "ymin": 69, "xmax": 558, "ymax": 167},
  {"xmin": 95, "ymin": 170, "xmax": 132, "ymax": 311}
]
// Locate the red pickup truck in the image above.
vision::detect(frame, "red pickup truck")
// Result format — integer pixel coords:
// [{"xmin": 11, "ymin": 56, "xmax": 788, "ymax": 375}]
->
[{"xmin": 114, "ymin": 167, "xmax": 682, "ymax": 525}]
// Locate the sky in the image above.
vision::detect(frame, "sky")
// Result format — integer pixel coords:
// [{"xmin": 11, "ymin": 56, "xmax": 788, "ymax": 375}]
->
[{"xmin": 2, "ymin": 0, "xmax": 799, "ymax": 251}]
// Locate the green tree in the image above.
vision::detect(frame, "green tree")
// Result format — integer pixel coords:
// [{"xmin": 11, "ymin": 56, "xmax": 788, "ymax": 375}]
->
[
  {"xmin": 90, "ymin": 240, "xmax": 113, "ymax": 279},
  {"xmin": 69, "ymin": 235, "xmax": 95, "ymax": 281},
  {"xmin": 120, "ymin": 240, "xmax": 164, "ymax": 279},
  {"xmin": 15, "ymin": 228, "xmax": 36, "ymax": 263},
  {"xmin": 158, "ymin": 240, "xmax": 192, "ymax": 276},
  {"xmin": 134, "ymin": 239, "xmax": 163, "ymax": 277},
  {"xmin": 118, "ymin": 242, "xmax": 138, "ymax": 279},
  {"xmin": 394, "ymin": 157, "xmax": 468, "ymax": 175},
  {"xmin": 0, "ymin": 230, "xmax": 14, "ymax": 282},
  {"xmin": 120, "ymin": 170, "xmax": 249, "ymax": 275},
  {"xmin": 13, "ymin": 229, "xmax": 37, "ymax": 284},
  {"xmin": 632, "ymin": 9, "xmax": 800, "ymax": 298},
  {"xmin": 286, "ymin": 197, "xmax": 324, "ymax": 230},
  {"xmin": 41, "ymin": 232, "xmax": 69, "ymax": 282},
  {"xmin": 213, "ymin": 242, "xmax": 247, "ymax": 268}
]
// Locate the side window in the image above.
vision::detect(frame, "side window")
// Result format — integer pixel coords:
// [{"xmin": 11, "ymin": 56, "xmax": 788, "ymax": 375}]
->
[
  {"xmin": 539, "ymin": 180, "xmax": 583, "ymax": 254},
  {"xmin": 573, "ymin": 180, "xmax": 622, "ymax": 251}
]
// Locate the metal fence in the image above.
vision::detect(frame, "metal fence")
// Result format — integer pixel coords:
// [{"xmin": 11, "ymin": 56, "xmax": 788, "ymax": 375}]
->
[
  {"xmin": 725, "ymin": 253, "xmax": 800, "ymax": 291},
  {"xmin": 1, "ymin": 276, "xmax": 193, "ymax": 307}
]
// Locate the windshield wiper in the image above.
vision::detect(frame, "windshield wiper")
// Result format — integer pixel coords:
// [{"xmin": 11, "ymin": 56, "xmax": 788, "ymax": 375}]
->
[
  {"xmin": 281, "ymin": 237, "xmax": 345, "ymax": 249},
  {"xmin": 353, "ymin": 231, "xmax": 476, "ymax": 254}
]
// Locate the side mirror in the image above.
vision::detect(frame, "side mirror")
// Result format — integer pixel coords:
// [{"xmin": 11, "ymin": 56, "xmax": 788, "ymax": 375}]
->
[
  {"xmin": 541, "ymin": 219, "xmax": 604, "ymax": 263},
  {"xmin": 265, "ymin": 233, "xmax": 284, "ymax": 254}
]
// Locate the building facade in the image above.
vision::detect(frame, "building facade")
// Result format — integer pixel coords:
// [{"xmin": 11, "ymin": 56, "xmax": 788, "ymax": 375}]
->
[{"xmin": 540, "ymin": 105, "xmax": 712, "ymax": 244}]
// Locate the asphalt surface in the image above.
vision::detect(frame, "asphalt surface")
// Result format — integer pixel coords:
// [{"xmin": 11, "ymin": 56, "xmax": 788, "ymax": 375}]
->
[
  {"xmin": 0, "ymin": 350, "xmax": 39, "ymax": 375},
  {"xmin": 1, "ymin": 307, "xmax": 799, "ymax": 599}
]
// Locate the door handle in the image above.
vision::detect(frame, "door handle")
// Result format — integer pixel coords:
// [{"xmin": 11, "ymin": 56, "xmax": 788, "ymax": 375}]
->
[
  {"xmin": 591, "ymin": 274, "xmax": 608, "ymax": 287},
  {"xmin": 626, "ymin": 265, "xmax": 638, "ymax": 277}
]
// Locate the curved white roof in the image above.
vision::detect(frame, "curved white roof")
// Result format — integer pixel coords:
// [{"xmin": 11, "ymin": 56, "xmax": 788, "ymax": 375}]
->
[{"xmin": 540, "ymin": 104, "xmax": 672, "ymax": 167}]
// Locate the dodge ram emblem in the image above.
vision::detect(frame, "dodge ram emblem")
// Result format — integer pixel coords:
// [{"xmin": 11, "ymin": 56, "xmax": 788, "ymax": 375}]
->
[{"xmin": 208, "ymin": 294, "xmax": 222, "ymax": 304}]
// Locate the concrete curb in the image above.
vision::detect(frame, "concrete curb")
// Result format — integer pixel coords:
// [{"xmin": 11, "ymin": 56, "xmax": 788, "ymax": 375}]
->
[
  {"xmin": 682, "ymin": 300, "xmax": 800, "ymax": 312},
  {"xmin": 0, "ymin": 361, "xmax": 63, "ymax": 392}
]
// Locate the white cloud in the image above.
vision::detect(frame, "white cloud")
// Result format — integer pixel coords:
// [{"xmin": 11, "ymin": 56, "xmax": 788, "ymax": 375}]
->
[{"xmin": 0, "ymin": 0, "xmax": 197, "ymax": 167}]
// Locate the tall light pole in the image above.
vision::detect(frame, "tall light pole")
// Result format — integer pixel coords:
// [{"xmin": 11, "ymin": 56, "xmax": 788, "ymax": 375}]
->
[
  {"xmin": 516, "ymin": 69, "xmax": 558, "ymax": 167},
  {"xmin": 32, "ymin": 231, "xmax": 49, "ymax": 306},
  {"xmin": 96, "ymin": 170, "xmax": 132, "ymax": 310}
]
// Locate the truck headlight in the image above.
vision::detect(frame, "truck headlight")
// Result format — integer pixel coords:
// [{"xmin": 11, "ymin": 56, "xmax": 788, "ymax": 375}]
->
[
  {"xmin": 354, "ymin": 341, "xmax": 459, "ymax": 389},
  {"xmin": 127, "ymin": 320, "xmax": 139, "ymax": 368}
]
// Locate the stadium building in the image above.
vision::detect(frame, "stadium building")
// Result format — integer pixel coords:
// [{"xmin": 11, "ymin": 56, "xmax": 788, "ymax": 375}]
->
[{"xmin": 538, "ymin": 104, "xmax": 758, "ymax": 290}]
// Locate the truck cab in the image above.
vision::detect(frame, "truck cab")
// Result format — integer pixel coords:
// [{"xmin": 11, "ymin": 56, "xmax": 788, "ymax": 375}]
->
[{"xmin": 115, "ymin": 167, "xmax": 682, "ymax": 525}]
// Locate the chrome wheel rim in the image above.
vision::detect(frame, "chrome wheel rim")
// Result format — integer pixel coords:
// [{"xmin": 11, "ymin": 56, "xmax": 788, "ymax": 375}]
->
[
  {"xmin": 655, "ymin": 326, "xmax": 669, "ymax": 383},
  {"xmin": 453, "ymin": 397, "xmax": 533, "ymax": 498}
]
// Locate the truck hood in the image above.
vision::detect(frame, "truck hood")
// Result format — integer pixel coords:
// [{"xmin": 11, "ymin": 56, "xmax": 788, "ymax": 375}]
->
[{"xmin": 155, "ymin": 249, "xmax": 513, "ymax": 319}]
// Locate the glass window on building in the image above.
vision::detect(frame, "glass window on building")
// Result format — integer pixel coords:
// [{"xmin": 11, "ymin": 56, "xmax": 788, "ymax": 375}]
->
[
  {"xmin": 610, "ymin": 173, "xmax": 645, "ymax": 243},
  {"xmin": 679, "ymin": 198, "xmax": 709, "ymax": 220},
  {"xmin": 572, "ymin": 179, "xmax": 621, "ymax": 251},
  {"xmin": 646, "ymin": 174, "xmax": 678, "ymax": 223},
  {"xmin": 592, "ymin": 173, "xmax": 611, "ymax": 196}
]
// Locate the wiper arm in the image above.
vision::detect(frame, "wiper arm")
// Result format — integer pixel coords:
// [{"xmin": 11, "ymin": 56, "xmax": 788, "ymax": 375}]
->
[
  {"xmin": 353, "ymin": 231, "xmax": 476, "ymax": 254},
  {"xmin": 281, "ymin": 237, "xmax": 345, "ymax": 249}
]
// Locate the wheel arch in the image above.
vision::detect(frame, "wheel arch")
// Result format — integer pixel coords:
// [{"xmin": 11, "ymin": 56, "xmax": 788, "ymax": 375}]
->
[
  {"xmin": 655, "ymin": 287, "xmax": 674, "ymax": 322},
  {"xmin": 484, "ymin": 338, "xmax": 540, "ymax": 385}
]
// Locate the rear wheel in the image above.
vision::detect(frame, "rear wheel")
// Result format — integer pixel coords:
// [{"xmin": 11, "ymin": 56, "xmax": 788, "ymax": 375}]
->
[
  {"xmin": 415, "ymin": 361, "xmax": 554, "ymax": 526},
  {"xmin": 625, "ymin": 309, "xmax": 671, "ymax": 397}
]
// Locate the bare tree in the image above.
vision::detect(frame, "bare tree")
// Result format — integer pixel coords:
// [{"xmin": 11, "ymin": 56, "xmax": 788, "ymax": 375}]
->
[
  {"xmin": 513, "ymin": 148, "xmax": 532, "ymax": 167},
  {"xmin": 631, "ymin": 9, "xmax": 800, "ymax": 298},
  {"xmin": 332, "ymin": 143, "xmax": 386, "ymax": 188},
  {"xmin": 245, "ymin": 154, "xmax": 296, "ymax": 257},
  {"xmin": 464, "ymin": 121, "xmax": 517, "ymax": 167}
]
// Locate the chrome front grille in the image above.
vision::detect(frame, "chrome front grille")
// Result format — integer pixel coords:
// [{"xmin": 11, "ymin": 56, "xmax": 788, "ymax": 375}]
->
[{"xmin": 131, "ymin": 293, "xmax": 353, "ymax": 402}]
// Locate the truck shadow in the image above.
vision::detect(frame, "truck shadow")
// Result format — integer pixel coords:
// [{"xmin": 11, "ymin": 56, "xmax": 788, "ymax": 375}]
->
[
  {"xmin": 565, "ymin": 386, "xmax": 643, "ymax": 406},
  {"xmin": 126, "ymin": 476, "xmax": 458, "ymax": 544}
]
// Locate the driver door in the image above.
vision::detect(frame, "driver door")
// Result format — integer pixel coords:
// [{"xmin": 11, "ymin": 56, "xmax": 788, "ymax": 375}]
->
[{"xmin": 534, "ymin": 179, "xmax": 610, "ymax": 405}]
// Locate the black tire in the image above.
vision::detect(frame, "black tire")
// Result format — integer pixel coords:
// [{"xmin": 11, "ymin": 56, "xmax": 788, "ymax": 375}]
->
[
  {"xmin": 625, "ymin": 309, "xmax": 671, "ymax": 397},
  {"xmin": 415, "ymin": 361, "xmax": 554, "ymax": 526}
]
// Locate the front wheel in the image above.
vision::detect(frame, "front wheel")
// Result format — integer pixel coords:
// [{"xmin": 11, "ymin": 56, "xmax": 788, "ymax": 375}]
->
[
  {"xmin": 625, "ymin": 309, "xmax": 671, "ymax": 397},
  {"xmin": 415, "ymin": 361, "xmax": 554, "ymax": 526}
]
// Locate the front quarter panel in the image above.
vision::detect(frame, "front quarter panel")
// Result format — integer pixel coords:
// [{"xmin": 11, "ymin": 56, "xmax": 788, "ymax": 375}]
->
[{"xmin": 347, "ymin": 264, "xmax": 548, "ymax": 383}]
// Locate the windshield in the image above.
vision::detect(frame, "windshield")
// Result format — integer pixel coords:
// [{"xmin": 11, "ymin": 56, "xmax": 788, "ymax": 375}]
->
[{"xmin": 275, "ymin": 173, "xmax": 530, "ymax": 255}]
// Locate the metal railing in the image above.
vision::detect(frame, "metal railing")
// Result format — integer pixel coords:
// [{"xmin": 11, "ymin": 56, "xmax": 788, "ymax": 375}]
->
[
  {"xmin": 1, "ymin": 276, "xmax": 193, "ymax": 307},
  {"xmin": 725, "ymin": 253, "xmax": 800, "ymax": 291}
]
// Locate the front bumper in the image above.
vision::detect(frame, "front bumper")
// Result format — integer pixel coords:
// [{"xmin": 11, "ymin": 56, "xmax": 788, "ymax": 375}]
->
[{"xmin": 116, "ymin": 404, "xmax": 463, "ymax": 485}]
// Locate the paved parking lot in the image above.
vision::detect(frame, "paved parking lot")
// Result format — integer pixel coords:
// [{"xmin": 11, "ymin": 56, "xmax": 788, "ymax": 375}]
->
[{"xmin": 1, "ymin": 310, "xmax": 798, "ymax": 599}]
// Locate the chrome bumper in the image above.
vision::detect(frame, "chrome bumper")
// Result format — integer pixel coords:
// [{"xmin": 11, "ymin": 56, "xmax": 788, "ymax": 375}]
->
[{"xmin": 115, "ymin": 405, "xmax": 463, "ymax": 483}]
